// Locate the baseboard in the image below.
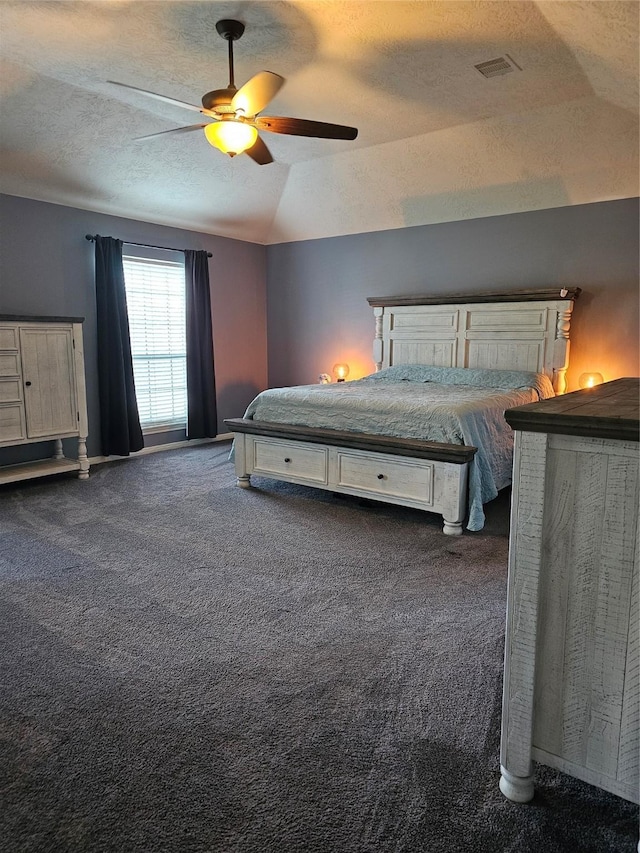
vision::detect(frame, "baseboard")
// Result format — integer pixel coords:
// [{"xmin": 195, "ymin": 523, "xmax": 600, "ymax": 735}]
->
[{"xmin": 89, "ymin": 433, "xmax": 233, "ymax": 466}]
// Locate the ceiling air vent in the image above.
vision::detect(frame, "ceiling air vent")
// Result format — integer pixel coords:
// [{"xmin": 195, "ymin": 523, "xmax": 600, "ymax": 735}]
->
[{"xmin": 474, "ymin": 55, "xmax": 522, "ymax": 78}]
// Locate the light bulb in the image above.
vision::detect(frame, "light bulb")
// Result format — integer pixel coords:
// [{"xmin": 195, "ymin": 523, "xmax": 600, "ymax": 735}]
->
[{"xmin": 204, "ymin": 121, "xmax": 258, "ymax": 157}]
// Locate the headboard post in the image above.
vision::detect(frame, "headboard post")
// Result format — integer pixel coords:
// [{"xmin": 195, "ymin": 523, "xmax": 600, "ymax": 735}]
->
[
  {"xmin": 552, "ymin": 303, "xmax": 573, "ymax": 394},
  {"xmin": 372, "ymin": 306, "xmax": 384, "ymax": 371}
]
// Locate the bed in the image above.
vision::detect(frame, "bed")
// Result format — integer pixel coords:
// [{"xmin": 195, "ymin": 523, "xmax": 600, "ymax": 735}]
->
[{"xmin": 224, "ymin": 289, "xmax": 580, "ymax": 534}]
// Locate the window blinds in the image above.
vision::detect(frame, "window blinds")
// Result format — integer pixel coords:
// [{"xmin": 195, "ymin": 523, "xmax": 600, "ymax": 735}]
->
[{"xmin": 122, "ymin": 255, "xmax": 187, "ymax": 429}]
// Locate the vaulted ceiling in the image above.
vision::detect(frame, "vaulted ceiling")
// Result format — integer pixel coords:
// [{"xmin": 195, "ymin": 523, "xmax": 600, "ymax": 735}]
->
[{"xmin": 1, "ymin": 1, "xmax": 638, "ymax": 244}]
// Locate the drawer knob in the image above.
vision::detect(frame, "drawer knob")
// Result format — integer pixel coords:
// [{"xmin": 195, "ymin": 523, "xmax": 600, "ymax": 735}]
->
[
  {"xmin": 377, "ymin": 473, "xmax": 385, "ymax": 480},
  {"xmin": 25, "ymin": 381, "xmax": 32, "ymax": 387},
  {"xmin": 284, "ymin": 457, "xmax": 291, "ymax": 463}
]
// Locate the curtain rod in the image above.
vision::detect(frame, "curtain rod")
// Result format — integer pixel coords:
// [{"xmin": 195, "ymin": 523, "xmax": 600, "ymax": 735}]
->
[{"xmin": 85, "ymin": 234, "xmax": 212, "ymax": 258}]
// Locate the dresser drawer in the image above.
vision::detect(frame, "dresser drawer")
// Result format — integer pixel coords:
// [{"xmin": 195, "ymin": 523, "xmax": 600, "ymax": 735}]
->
[
  {"xmin": 0, "ymin": 403, "xmax": 26, "ymax": 443},
  {"xmin": 252, "ymin": 438, "xmax": 328, "ymax": 484},
  {"xmin": 0, "ymin": 378, "xmax": 22, "ymax": 403},
  {"xmin": 0, "ymin": 327, "xmax": 18, "ymax": 351},
  {"xmin": 336, "ymin": 451, "xmax": 434, "ymax": 504},
  {"xmin": 0, "ymin": 353, "xmax": 20, "ymax": 377}
]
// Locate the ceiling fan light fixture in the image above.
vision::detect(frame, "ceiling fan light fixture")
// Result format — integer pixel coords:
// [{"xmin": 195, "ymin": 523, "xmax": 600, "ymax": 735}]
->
[{"xmin": 204, "ymin": 121, "xmax": 258, "ymax": 157}]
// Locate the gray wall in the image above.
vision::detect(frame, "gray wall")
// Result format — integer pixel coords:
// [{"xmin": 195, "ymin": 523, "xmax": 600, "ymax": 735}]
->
[
  {"xmin": 2, "ymin": 194, "xmax": 638, "ymax": 469},
  {"xmin": 0, "ymin": 194, "xmax": 267, "ymax": 461},
  {"xmin": 266, "ymin": 198, "xmax": 640, "ymax": 391}
]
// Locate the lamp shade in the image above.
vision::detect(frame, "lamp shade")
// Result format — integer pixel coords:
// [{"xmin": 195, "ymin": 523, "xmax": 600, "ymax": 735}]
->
[
  {"xmin": 332, "ymin": 363, "xmax": 350, "ymax": 382},
  {"xmin": 578, "ymin": 372, "xmax": 604, "ymax": 389},
  {"xmin": 204, "ymin": 121, "xmax": 258, "ymax": 156}
]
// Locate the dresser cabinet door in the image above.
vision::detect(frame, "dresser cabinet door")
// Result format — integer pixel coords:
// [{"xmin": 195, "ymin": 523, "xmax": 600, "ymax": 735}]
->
[{"xmin": 20, "ymin": 327, "xmax": 77, "ymax": 438}]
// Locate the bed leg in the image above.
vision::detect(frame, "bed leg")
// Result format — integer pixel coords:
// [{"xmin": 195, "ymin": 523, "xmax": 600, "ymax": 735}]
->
[
  {"xmin": 442, "ymin": 518, "xmax": 463, "ymax": 536},
  {"xmin": 441, "ymin": 463, "xmax": 468, "ymax": 535},
  {"xmin": 233, "ymin": 434, "xmax": 251, "ymax": 489}
]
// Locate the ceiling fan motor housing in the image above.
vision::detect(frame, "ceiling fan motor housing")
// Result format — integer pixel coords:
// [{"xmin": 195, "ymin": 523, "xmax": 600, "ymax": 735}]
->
[{"xmin": 202, "ymin": 87, "xmax": 237, "ymax": 112}]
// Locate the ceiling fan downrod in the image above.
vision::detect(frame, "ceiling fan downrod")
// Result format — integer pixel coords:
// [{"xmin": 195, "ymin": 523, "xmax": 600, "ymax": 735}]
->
[{"xmin": 215, "ymin": 19, "xmax": 245, "ymax": 90}]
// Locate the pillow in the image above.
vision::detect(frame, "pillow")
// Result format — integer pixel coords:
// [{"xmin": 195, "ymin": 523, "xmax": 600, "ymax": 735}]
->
[{"xmin": 363, "ymin": 364, "xmax": 555, "ymax": 399}]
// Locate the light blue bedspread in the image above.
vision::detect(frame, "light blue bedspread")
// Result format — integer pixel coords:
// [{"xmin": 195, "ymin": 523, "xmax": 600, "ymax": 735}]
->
[{"xmin": 240, "ymin": 366, "xmax": 554, "ymax": 531}]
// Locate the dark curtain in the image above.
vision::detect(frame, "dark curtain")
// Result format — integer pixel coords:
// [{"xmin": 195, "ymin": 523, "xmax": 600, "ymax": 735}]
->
[
  {"xmin": 185, "ymin": 250, "xmax": 217, "ymax": 438},
  {"xmin": 94, "ymin": 236, "xmax": 144, "ymax": 456}
]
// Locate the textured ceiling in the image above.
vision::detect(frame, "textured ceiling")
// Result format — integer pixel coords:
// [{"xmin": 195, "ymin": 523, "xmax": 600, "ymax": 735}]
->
[{"xmin": 0, "ymin": 1, "xmax": 638, "ymax": 244}]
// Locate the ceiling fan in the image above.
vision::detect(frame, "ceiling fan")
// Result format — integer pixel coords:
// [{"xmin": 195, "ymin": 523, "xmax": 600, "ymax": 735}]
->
[{"xmin": 109, "ymin": 19, "xmax": 358, "ymax": 165}]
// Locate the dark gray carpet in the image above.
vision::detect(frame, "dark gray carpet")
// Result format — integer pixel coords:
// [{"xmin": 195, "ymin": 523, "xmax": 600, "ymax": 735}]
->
[{"xmin": 0, "ymin": 443, "xmax": 637, "ymax": 853}]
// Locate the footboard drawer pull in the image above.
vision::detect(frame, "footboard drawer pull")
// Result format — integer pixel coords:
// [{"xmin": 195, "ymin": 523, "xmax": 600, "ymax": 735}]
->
[
  {"xmin": 284, "ymin": 457, "xmax": 291, "ymax": 463},
  {"xmin": 377, "ymin": 473, "xmax": 384, "ymax": 479}
]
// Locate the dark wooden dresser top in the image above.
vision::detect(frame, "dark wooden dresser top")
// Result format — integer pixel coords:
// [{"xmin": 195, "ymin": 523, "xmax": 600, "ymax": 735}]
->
[
  {"xmin": 505, "ymin": 377, "xmax": 639, "ymax": 442},
  {"xmin": 0, "ymin": 314, "xmax": 84, "ymax": 323}
]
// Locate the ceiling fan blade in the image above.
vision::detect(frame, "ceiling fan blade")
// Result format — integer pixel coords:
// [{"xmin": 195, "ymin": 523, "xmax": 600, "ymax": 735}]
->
[
  {"xmin": 244, "ymin": 135, "xmax": 274, "ymax": 165},
  {"xmin": 108, "ymin": 80, "xmax": 217, "ymax": 118},
  {"xmin": 134, "ymin": 124, "xmax": 208, "ymax": 141},
  {"xmin": 255, "ymin": 116, "xmax": 358, "ymax": 140},
  {"xmin": 231, "ymin": 71, "xmax": 284, "ymax": 117}
]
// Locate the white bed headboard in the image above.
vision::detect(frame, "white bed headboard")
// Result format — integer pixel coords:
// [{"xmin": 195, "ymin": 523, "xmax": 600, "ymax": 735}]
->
[{"xmin": 367, "ymin": 288, "xmax": 581, "ymax": 394}]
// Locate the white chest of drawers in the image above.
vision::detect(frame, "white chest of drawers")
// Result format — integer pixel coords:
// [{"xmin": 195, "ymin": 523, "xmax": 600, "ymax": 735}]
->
[{"xmin": 0, "ymin": 315, "xmax": 89, "ymax": 484}]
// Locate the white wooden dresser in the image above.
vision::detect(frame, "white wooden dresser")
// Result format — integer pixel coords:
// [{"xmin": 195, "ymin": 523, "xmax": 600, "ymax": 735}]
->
[
  {"xmin": 0, "ymin": 315, "xmax": 89, "ymax": 484},
  {"xmin": 500, "ymin": 378, "xmax": 639, "ymax": 811}
]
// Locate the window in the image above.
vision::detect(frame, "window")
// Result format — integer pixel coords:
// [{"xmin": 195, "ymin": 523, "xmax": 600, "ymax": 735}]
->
[{"xmin": 122, "ymin": 251, "xmax": 187, "ymax": 431}]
